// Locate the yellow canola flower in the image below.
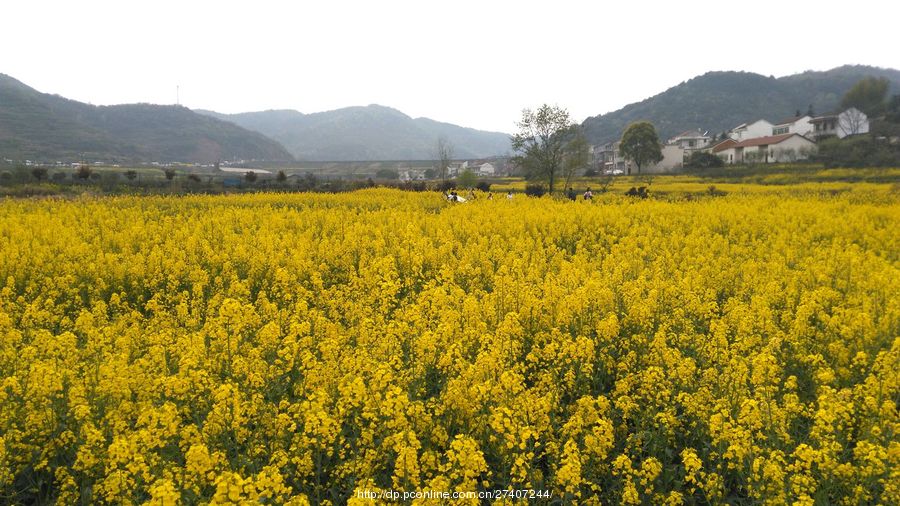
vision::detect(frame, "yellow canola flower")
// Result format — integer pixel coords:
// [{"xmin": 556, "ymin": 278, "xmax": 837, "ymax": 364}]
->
[{"xmin": 0, "ymin": 187, "xmax": 895, "ymax": 504}]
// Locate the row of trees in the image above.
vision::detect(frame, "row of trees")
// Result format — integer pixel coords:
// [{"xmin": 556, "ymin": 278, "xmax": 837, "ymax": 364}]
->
[{"xmin": 510, "ymin": 104, "xmax": 663, "ymax": 194}]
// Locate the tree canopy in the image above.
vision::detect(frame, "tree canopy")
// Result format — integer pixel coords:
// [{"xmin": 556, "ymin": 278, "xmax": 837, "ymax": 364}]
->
[
  {"xmin": 511, "ymin": 104, "xmax": 584, "ymax": 195},
  {"xmin": 841, "ymin": 77, "xmax": 889, "ymax": 116},
  {"xmin": 619, "ymin": 122, "xmax": 662, "ymax": 174}
]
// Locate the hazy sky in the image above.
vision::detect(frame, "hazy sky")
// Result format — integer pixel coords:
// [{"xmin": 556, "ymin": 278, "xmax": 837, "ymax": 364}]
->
[{"xmin": 4, "ymin": 1, "xmax": 898, "ymax": 133}]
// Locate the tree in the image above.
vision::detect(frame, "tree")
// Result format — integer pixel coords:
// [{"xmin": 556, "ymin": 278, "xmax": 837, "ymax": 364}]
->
[
  {"xmin": 245, "ymin": 171, "xmax": 258, "ymax": 183},
  {"xmin": 886, "ymin": 95, "xmax": 900, "ymax": 123},
  {"xmin": 164, "ymin": 168, "xmax": 176, "ymax": 180},
  {"xmin": 838, "ymin": 108, "xmax": 869, "ymax": 136},
  {"xmin": 75, "ymin": 164, "xmax": 92, "ymax": 180},
  {"xmin": 456, "ymin": 168, "xmax": 477, "ymax": 189},
  {"xmin": 511, "ymin": 104, "xmax": 579, "ymax": 195},
  {"xmin": 619, "ymin": 122, "xmax": 662, "ymax": 174},
  {"xmin": 561, "ymin": 129, "xmax": 592, "ymax": 194},
  {"xmin": 841, "ymin": 77, "xmax": 889, "ymax": 116},
  {"xmin": 31, "ymin": 167, "xmax": 48, "ymax": 180},
  {"xmin": 276, "ymin": 170, "xmax": 287, "ymax": 182},
  {"xmin": 125, "ymin": 170, "xmax": 138, "ymax": 181},
  {"xmin": 375, "ymin": 168, "xmax": 399, "ymax": 180},
  {"xmin": 435, "ymin": 136, "xmax": 453, "ymax": 182}
]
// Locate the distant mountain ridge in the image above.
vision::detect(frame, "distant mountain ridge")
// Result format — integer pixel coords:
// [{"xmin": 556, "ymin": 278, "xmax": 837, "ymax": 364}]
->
[
  {"xmin": 582, "ymin": 65, "xmax": 900, "ymax": 145},
  {"xmin": 199, "ymin": 105, "xmax": 512, "ymax": 161},
  {"xmin": 0, "ymin": 74, "xmax": 293, "ymax": 163}
]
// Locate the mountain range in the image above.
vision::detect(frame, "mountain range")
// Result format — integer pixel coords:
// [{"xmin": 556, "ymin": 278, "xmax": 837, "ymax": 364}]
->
[
  {"xmin": 3, "ymin": 65, "xmax": 900, "ymax": 164},
  {"xmin": 197, "ymin": 106, "xmax": 513, "ymax": 161},
  {"xmin": 0, "ymin": 74, "xmax": 293, "ymax": 163},
  {"xmin": 582, "ymin": 65, "xmax": 900, "ymax": 145}
]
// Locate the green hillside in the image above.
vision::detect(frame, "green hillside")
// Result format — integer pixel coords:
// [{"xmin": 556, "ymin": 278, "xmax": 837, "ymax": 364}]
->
[
  {"xmin": 582, "ymin": 65, "xmax": 900, "ymax": 144},
  {"xmin": 0, "ymin": 74, "xmax": 293, "ymax": 163}
]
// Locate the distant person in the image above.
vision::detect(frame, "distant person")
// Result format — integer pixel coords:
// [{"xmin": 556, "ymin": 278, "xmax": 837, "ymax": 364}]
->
[
  {"xmin": 487, "ymin": 192, "xmax": 493, "ymax": 200},
  {"xmin": 567, "ymin": 187, "xmax": 577, "ymax": 201},
  {"xmin": 583, "ymin": 187, "xmax": 593, "ymax": 200},
  {"xmin": 506, "ymin": 191, "xmax": 513, "ymax": 200},
  {"xmin": 450, "ymin": 190, "xmax": 459, "ymax": 202}
]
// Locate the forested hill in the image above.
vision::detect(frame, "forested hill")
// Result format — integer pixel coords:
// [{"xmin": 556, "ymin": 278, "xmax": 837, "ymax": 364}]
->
[
  {"xmin": 582, "ymin": 65, "xmax": 900, "ymax": 144},
  {"xmin": 199, "ymin": 105, "xmax": 512, "ymax": 161},
  {"xmin": 0, "ymin": 74, "xmax": 294, "ymax": 163}
]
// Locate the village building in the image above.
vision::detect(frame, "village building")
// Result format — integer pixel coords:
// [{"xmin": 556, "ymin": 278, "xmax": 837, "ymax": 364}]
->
[
  {"xmin": 810, "ymin": 108, "xmax": 869, "ymax": 140},
  {"xmin": 714, "ymin": 133, "xmax": 816, "ymax": 164}
]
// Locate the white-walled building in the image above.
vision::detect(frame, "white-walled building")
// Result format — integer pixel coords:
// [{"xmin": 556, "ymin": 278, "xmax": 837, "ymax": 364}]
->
[
  {"xmin": 626, "ymin": 144, "xmax": 686, "ymax": 174},
  {"xmin": 715, "ymin": 133, "xmax": 816, "ymax": 164},
  {"xmin": 810, "ymin": 108, "xmax": 869, "ymax": 139},
  {"xmin": 728, "ymin": 119, "xmax": 774, "ymax": 141},
  {"xmin": 477, "ymin": 162, "xmax": 496, "ymax": 175},
  {"xmin": 772, "ymin": 115, "xmax": 814, "ymax": 137},
  {"xmin": 595, "ymin": 141, "xmax": 627, "ymax": 173},
  {"xmin": 667, "ymin": 129, "xmax": 712, "ymax": 150}
]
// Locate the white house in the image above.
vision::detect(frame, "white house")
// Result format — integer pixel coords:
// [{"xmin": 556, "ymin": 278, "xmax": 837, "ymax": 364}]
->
[
  {"xmin": 626, "ymin": 144, "xmax": 685, "ymax": 174},
  {"xmin": 667, "ymin": 129, "xmax": 712, "ymax": 150},
  {"xmin": 715, "ymin": 133, "xmax": 816, "ymax": 164},
  {"xmin": 810, "ymin": 108, "xmax": 869, "ymax": 140},
  {"xmin": 728, "ymin": 119, "xmax": 774, "ymax": 141},
  {"xmin": 772, "ymin": 115, "xmax": 813, "ymax": 137},
  {"xmin": 711, "ymin": 138, "xmax": 738, "ymax": 164},
  {"xmin": 477, "ymin": 162, "xmax": 496, "ymax": 176}
]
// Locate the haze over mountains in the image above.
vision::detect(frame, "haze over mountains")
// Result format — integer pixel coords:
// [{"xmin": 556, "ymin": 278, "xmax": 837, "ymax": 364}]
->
[
  {"xmin": 582, "ymin": 65, "xmax": 900, "ymax": 145},
  {"xmin": 0, "ymin": 74, "xmax": 292, "ymax": 164},
  {"xmin": 2, "ymin": 65, "xmax": 899, "ymax": 164},
  {"xmin": 197, "ymin": 106, "xmax": 513, "ymax": 161}
]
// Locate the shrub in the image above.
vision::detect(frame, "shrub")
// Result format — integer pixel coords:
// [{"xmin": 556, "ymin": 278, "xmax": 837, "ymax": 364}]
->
[
  {"xmin": 625, "ymin": 186, "xmax": 649, "ymax": 198},
  {"xmin": 297, "ymin": 173, "xmax": 318, "ymax": 191},
  {"xmin": 187, "ymin": 174, "xmax": 202, "ymax": 183},
  {"xmin": 456, "ymin": 168, "xmax": 477, "ymax": 188},
  {"xmin": 475, "ymin": 181, "xmax": 491, "ymax": 192},
  {"xmin": 685, "ymin": 151, "xmax": 725, "ymax": 169},
  {"xmin": 524, "ymin": 183, "xmax": 546, "ymax": 197},
  {"xmin": 31, "ymin": 167, "xmax": 49, "ymax": 180},
  {"xmin": 583, "ymin": 168, "xmax": 599, "ymax": 177},
  {"xmin": 125, "ymin": 170, "xmax": 138, "ymax": 181},
  {"xmin": 375, "ymin": 168, "xmax": 399, "ymax": 180},
  {"xmin": 435, "ymin": 180, "xmax": 454, "ymax": 192},
  {"xmin": 815, "ymin": 135, "xmax": 900, "ymax": 167},
  {"xmin": 245, "ymin": 171, "xmax": 258, "ymax": 183},
  {"xmin": 164, "ymin": 168, "xmax": 177, "ymax": 180}
]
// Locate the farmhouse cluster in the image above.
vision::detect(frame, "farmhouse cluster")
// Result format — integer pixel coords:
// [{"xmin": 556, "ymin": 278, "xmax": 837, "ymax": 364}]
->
[{"xmin": 595, "ymin": 107, "xmax": 870, "ymax": 173}]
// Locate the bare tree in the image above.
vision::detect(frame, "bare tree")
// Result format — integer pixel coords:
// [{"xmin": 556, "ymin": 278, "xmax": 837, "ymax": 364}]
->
[
  {"xmin": 838, "ymin": 108, "xmax": 868, "ymax": 137},
  {"xmin": 435, "ymin": 136, "xmax": 454, "ymax": 182}
]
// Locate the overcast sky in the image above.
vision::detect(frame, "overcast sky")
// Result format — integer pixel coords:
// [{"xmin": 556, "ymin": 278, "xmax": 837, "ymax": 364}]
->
[{"xmin": 4, "ymin": 1, "xmax": 898, "ymax": 133}]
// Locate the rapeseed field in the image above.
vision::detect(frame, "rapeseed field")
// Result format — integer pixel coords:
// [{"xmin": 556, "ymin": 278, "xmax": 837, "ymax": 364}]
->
[{"xmin": 0, "ymin": 187, "xmax": 897, "ymax": 504}]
